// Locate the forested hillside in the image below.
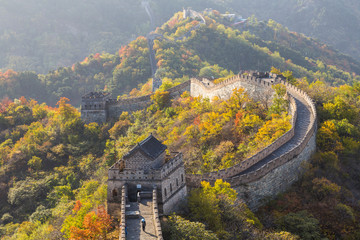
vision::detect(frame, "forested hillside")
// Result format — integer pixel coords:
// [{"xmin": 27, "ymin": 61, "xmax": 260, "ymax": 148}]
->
[
  {"xmin": 0, "ymin": 0, "xmax": 149, "ymax": 73},
  {"xmin": 1, "ymin": 0, "xmax": 360, "ymax": 73},
  {"xmin": 219, "ymin": 0, "xmax": 360, "ymax": 62},
  {"xmin": 1, "ymin": 9, "xmax": 360, "ymax": 240},
  {"xmin": 1, "ymin": 10, "xmax": 360, "ymax": 107}
]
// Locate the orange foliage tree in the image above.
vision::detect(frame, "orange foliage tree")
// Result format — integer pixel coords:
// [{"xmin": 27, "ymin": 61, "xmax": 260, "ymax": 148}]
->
[{"xmin": 70, "ymin": 205, "xmax": 112, "ymax": 240}]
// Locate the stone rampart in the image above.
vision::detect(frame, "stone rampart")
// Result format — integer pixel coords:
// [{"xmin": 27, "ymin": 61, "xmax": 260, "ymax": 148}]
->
[
  {"xmin": 162, "ymin": 184, "xmax": 187, "ymax": 215},
  {"xmin": 161, "ymin": 154, "xmax": 187, "ymax": 214},
  {"xmin": 186, "ymin": 74, "xmax": 299, "ymax": 186},
  {"xmin": 119, "ymin": 185, "xmax": 126, "ymax": 240},
  {"xmin": 186, "ymin": 73, "xmax": 317, "ymax": 209},
  {"xmin": 161, "ymin": 153, "xmax": 183, "ymax": 179},
  {"xmin": 234, "ymin": 132, "xmax": 316, "ymax": 209},
  {"xmin": 109, "ymin": 168, "xmax": 161, "ymax": 182},
  {"xmin": 152, "ymin": 189, "xmax": 163, "ymax": 240},
  {"xmin": 190, "ymin": 74, "xmax": 275, "ymax": 102}
]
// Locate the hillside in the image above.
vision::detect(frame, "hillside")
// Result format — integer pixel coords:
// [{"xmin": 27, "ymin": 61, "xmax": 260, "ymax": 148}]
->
[
  {"xmin": 219, "ymin": 0, "xmax": 360, "ymax": 62},
  {"xmin": 0, "ymin": 0, "xmax": 149, "ymax": 73},
  {"xmin": 1, "ymin": 0, "xmax": 360, "ymax": 74},
  {"xmin": 1, "ymin": 10, "xmax": 360, "ymax": 240},
  {"xmin": 1, "ymin": 10, "xmax": 360, "ymax": 107}
]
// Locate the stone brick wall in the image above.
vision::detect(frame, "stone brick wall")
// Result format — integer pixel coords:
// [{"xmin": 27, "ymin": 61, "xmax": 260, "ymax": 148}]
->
[
  {"xmin": 234, "ymin": 131, "xmax": 316, "ymax": 209},
  {"xmin": 81, "ymin": 81, "xmax": 190, "ymax": 123},
  {"xmin": 161, "ymin": 154, "xmax": 187, "ymax": 209},
  {"xmin": 81, "ymin": 109, "xmax": 107, "ymax": 124},
  {"xmin": 190, "ymin": 75, "xmax": 275, "ymax": 102},
  {"xmin": 186, "ymin": 76, "xmax": 298, "ymax": 186},
  {"xmin": 152, "ymin": 189, "xmax": 163, "ymax": 239},
  {"xmin": 120, "ymin": 185, "xmax": 126, "ymax": 240},
  {"xmin": 186, "ymin": 73, "xmax": 317, "ymax": 209},
  {"xmin": 162, "ymin": 185, "xmax": 187, "ymax": 215}
]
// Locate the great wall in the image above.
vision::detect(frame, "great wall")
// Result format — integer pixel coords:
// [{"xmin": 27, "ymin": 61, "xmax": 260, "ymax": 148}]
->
[
  {"xmin": 81, "ymin": 71, "xmax": 317, "ymax": 239},
  {"xmin": 82, "ymin": 71, "xmax": 317, "ymax": 201},
  {"xmin": 187, "ymin": 72, "xmax": 317, "ymax": 209},
  {"xmin": 80, "ymin": 8, "xmax": 317, "ymax": 239}
]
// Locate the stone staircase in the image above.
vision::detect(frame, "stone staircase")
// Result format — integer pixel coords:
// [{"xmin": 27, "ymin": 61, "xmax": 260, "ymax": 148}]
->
[{"xmin": 125, "ymin": 199, "xmax": 157, "ymax": 240}]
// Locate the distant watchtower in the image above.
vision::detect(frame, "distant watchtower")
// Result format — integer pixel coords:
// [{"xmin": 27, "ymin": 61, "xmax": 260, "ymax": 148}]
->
[
  {"xmin": 81, "ymin": 92, "xmax": 111, "ymax": 124},
  {"xmin": 152, "ymin": 76, "xmax": 162, "ymax": 92},
  {"xmin": 183, "ymin": 7, "xmax": 192, "ymax": 19}
]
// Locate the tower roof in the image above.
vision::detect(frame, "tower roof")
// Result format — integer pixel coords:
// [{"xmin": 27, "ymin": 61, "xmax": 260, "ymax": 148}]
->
[{"xmin": 124, "ymin": 134, "xmax": 167, "ymax": 160}]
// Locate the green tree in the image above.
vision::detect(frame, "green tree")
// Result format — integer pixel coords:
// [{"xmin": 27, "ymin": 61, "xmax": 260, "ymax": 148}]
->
[
  {"xmin": 27, "ymin": 156, "xmax": 42, "ymax": 171},
  {"xmin": 162, "ymin": 215, "xmax": 218, "ymax": 240},
  {"xmin": 150, "ymin": 91, "xmax": 171, "ymax": 111},
  {"xmin": 269, "ymin": 84, "xmax": 288, "ymax": 116},
  {"xmin": 188, "ymin": 180, "xmax": 237, "ymax": 233},
  {"xmin": 277, "ymin": 211, "xmax": 322, "ymax": 240}
]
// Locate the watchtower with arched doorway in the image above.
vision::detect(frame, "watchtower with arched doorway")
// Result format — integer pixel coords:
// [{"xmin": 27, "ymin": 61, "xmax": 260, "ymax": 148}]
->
[{"xmin": 107, "ymin": 134, "xmax": 187, "ymax": 216}]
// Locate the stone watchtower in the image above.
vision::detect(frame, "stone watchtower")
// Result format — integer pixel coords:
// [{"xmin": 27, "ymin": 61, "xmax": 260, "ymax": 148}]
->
[
  {"xmin": 108, "ymin": 134, "xmax": 187, "ymax": 215},
  {"xmin": 81, "ymin": 92, "xmax": 111, "ymax": 124},
  {"xmin": 183, "ymin": 7, "xmax": 192, "ymax": 19}
]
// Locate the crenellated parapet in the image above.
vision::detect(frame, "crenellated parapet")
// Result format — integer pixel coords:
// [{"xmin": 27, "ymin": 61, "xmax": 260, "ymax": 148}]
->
[
  {"xmin": 152, "ymin": 189, "xmax": 163, "ymax": 239},
  {"xmin": 225, "ymin": 80, "xmax": 316, "ymax": 186},
  {"xmin": 185, "ymin": 73, "xmax": 317, "ymax": 209},
  {"xmin": 161, "ymin": 153, "xmax": 183, "ymax": 179}
]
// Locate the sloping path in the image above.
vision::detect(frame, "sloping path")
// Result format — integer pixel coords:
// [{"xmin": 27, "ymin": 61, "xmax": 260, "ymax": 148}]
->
[
  {"xmin": 235, "ymin": 90, "xmax": 312, "ymax": 177},
  {"xmin": 125, "ymin": 199, "xmax": 157, "ymax": 240}
]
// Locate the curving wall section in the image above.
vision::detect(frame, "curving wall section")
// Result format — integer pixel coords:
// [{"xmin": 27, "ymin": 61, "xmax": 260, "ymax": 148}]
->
[{"xmin": 186, "ymin": 74, "xmax": 317, "ymax": 209}]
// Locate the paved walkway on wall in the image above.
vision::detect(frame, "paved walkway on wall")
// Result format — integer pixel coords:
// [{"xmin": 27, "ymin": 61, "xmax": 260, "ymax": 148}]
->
[
  {"xmin": 235, "ymin": 90, "xmax": 312, "ymax": 177},
  {"xmin": 125, "ymin": 199, "xmax": 157, "ymax": 240}
]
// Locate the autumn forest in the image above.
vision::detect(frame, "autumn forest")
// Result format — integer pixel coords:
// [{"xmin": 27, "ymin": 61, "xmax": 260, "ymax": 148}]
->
[{"xmin": 1, "ymin": 3, "xmax": 360, "ymax": 240}]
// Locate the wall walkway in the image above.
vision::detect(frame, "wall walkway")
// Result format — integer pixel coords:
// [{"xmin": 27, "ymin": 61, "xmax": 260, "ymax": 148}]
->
[{"xmin": 186, "ymin": 74, "xmax": 317, "ymax": 208}]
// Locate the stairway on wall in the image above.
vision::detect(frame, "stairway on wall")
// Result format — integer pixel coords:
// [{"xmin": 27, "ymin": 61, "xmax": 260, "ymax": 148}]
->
[{"xmin": 125, "ymin": 199, "xmax": 157, "ymax": 240}]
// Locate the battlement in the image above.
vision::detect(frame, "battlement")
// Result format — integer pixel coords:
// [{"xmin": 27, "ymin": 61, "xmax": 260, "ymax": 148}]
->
[
  {"xmin": 187, "ymin": 73, "xmax": 317, "ymax": 193},
  {"xmin": 161, "ymin": 153, "xmax": 183, "ymax": 179},
  {"xmin": 82, "ymin": 91, "xmax": 111, "ymax": 100}
]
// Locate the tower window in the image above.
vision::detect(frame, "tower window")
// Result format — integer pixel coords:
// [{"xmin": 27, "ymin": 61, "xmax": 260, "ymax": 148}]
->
[
  {"xmin": 164, "ymin": 188, "xmax": 167, "ymax": 197},
  {"xmin": 112, "ymin": 189, "xmax": 117, "ymax": 197},
  {"xmin": 170, "ymin": 183, "xmax": 173, "ymax": 192},
  {"xmin": 181, "ymin": 174, "xmax": 184, "ymax": 183},
  {"xmin": 176, "ymin": 178, "xmax": 179, "ymax": 187}
]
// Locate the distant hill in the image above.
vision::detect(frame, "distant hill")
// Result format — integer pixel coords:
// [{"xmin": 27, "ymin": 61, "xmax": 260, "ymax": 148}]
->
[
  {"xmin": 1, "ymin": 0, "xmax": 360, "ymax": 73},
  {"xmin": 1, "ymin": 9, "xmax": 360, "ymax": 107},
  {"xmin": 205, "ymin": 0, "xmax": 360, "ymax": 62},
  {"xmin": 0, "ymin": 0, "xmax": 150, "ymax": 73}
]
